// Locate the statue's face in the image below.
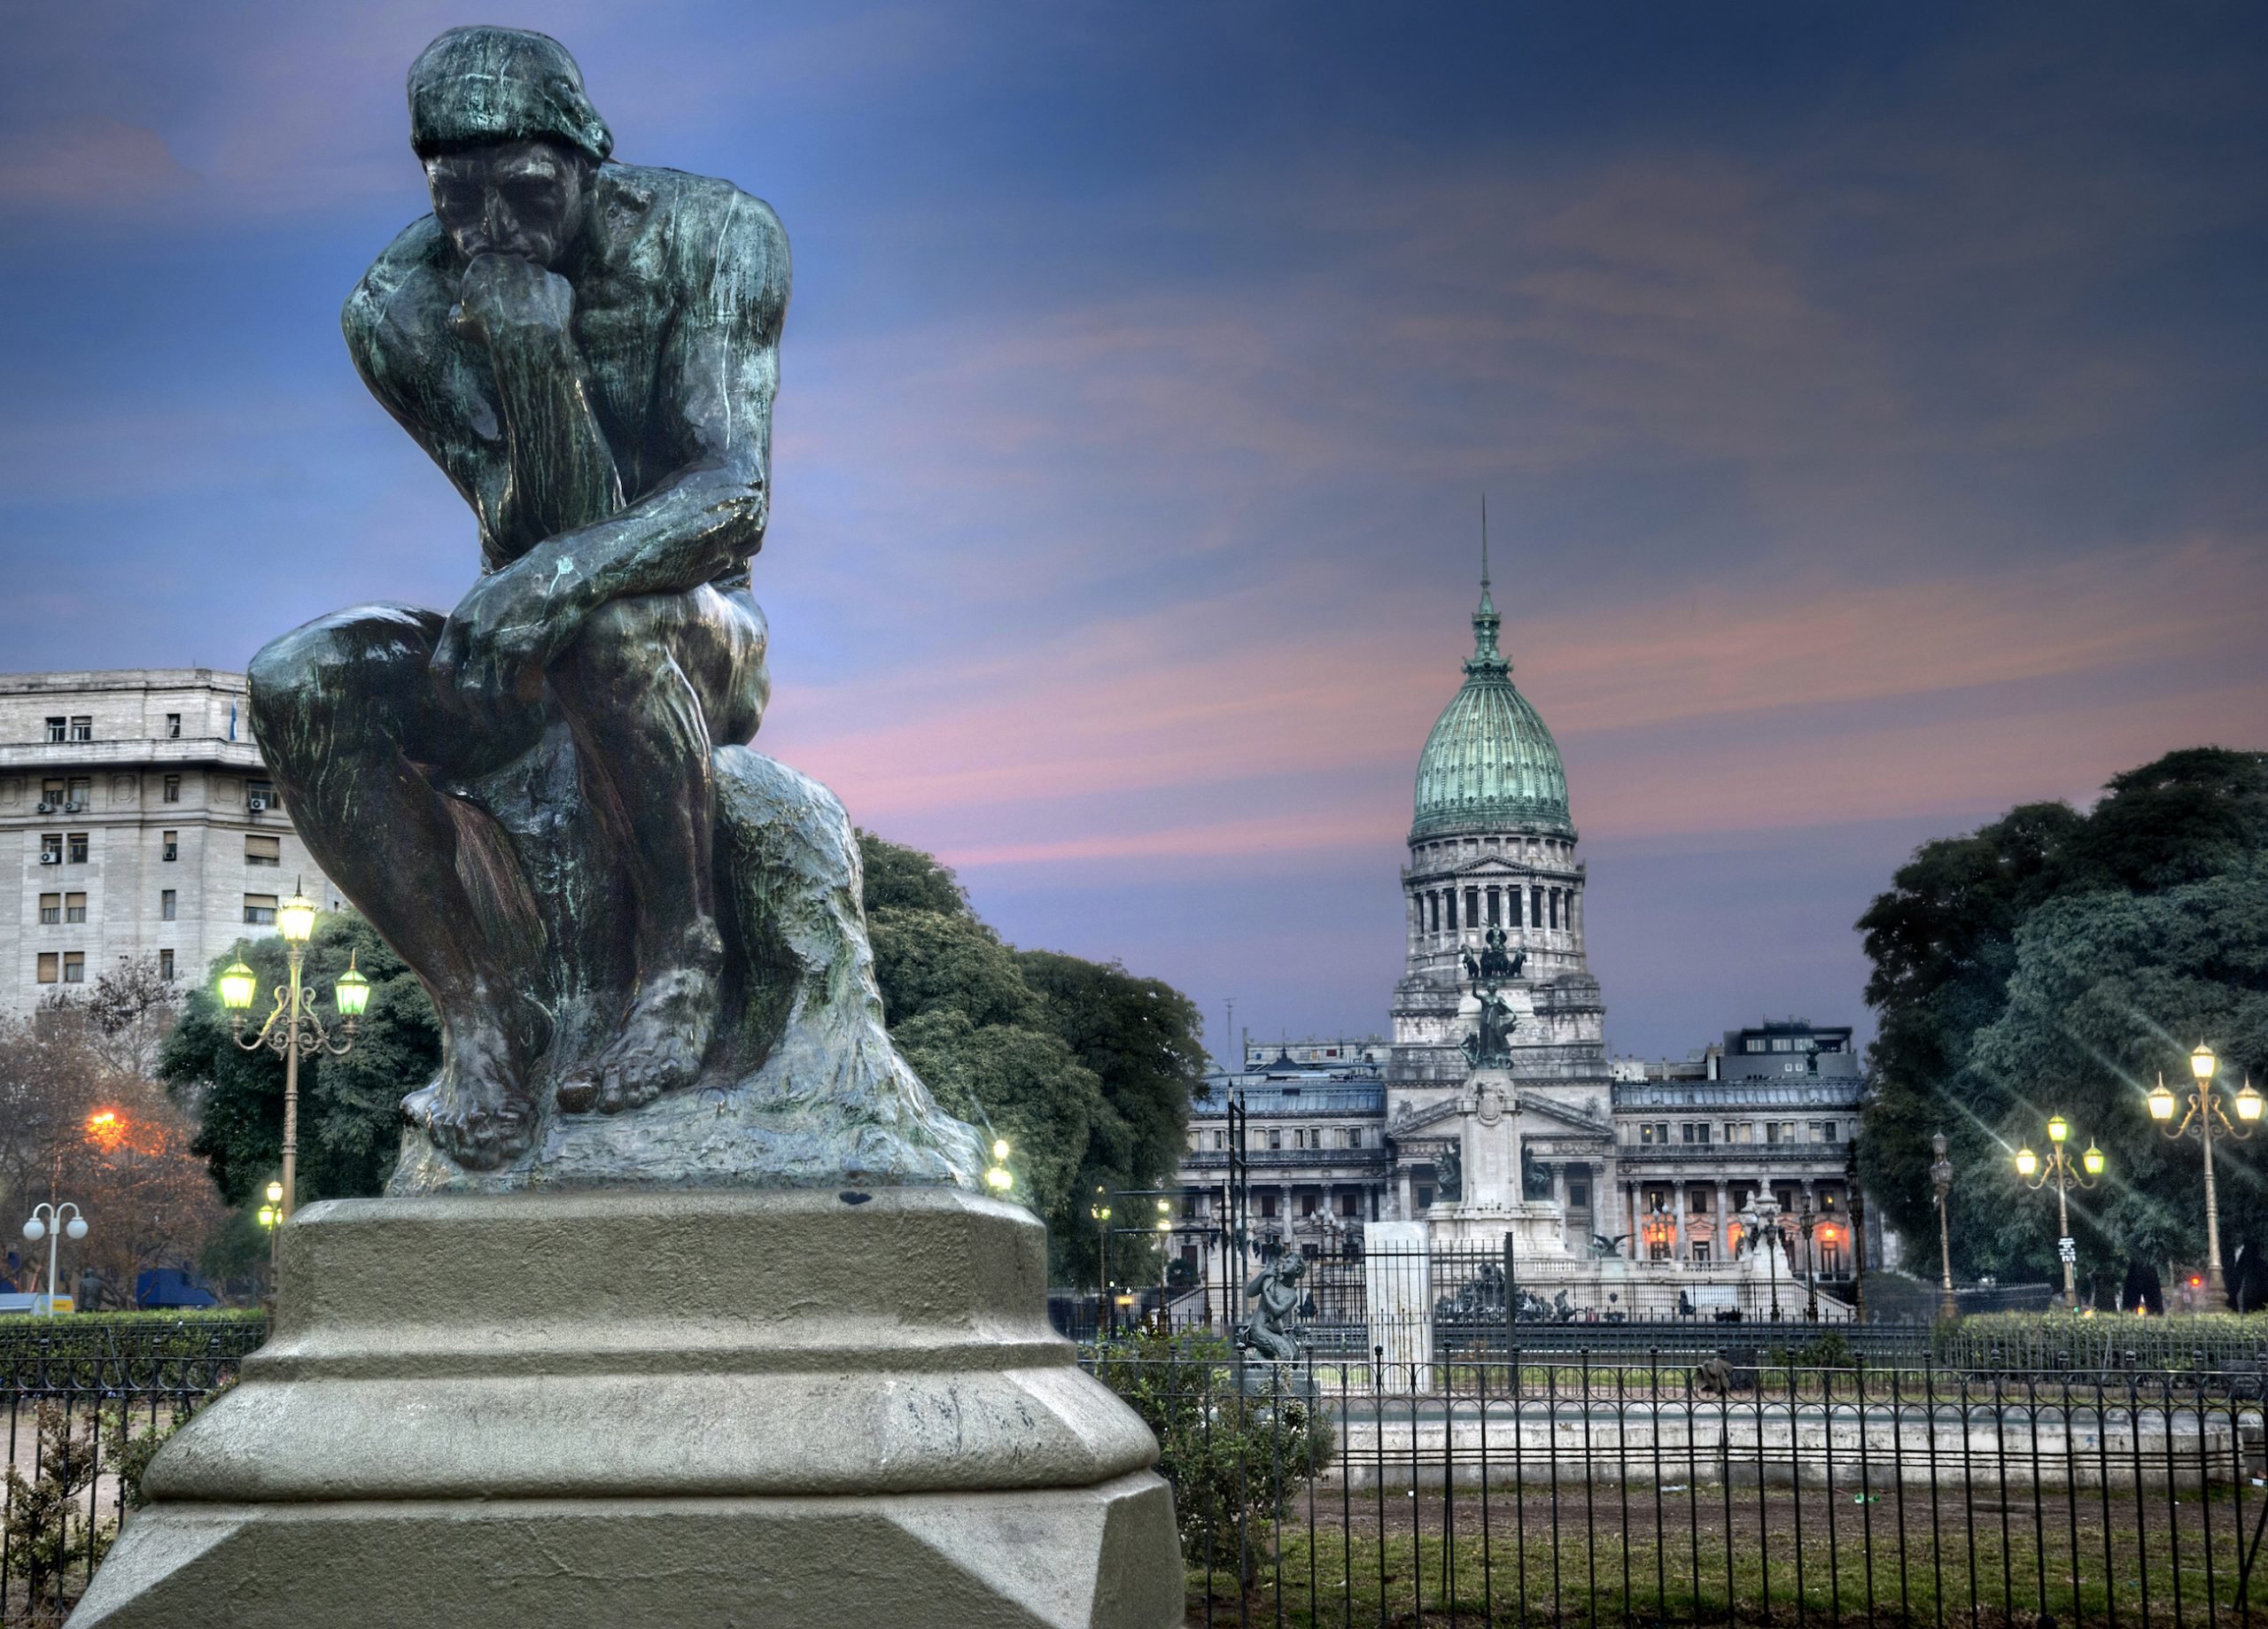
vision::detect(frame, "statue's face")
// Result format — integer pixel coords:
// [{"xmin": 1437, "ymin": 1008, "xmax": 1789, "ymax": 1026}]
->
[{"xmin": 423, "ymin": 139, "xmax": 589, "ymax": 268}]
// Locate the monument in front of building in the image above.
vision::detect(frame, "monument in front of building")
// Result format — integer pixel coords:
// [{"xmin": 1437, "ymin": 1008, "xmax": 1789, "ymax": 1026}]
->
[{"xmin": 73, "ymin": 29, "xmax": 1180, "ymax": 1629}]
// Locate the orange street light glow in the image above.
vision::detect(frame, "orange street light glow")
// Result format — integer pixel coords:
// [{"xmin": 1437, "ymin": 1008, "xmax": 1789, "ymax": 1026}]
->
[{"xmin": 86, "ymin": 1110, "xmax": 123, "ymax": 1150}]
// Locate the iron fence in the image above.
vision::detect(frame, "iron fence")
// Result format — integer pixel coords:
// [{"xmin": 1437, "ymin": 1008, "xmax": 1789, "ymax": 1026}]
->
[
  {"xmin": 1, "ymin": 1339, "xmax": 246, "ymax": 1626},
  {"xmin": 1089, "ymin": 1345, "xmax": 2268, "ymax": 1627},
  {"xmin": 12, "ymin": 1325, "xmax": 2268, "ymax": 1626}
]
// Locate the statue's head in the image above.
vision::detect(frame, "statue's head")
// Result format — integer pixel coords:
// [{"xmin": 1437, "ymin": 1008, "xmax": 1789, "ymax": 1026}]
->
[{"xmin": 408, "ymin": 27, "xmax": 612, "ymax": 268}]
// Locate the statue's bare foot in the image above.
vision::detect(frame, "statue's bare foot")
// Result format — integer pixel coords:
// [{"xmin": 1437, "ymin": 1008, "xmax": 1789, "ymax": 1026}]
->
[
  {"xmin": 555, "ymin": 964, "xmax": 717, "ymax": 1116},
  {"xmin": 407, "ymin": 997, "xmax": 546, "ymax": 1170}
]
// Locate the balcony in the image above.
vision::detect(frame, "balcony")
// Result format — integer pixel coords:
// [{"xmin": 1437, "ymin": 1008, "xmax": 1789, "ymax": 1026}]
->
[
  {"xmin": 1618, "ymin": 1141, "xmax": 1845, "ymax": 1164},
  {"xmin": 1178, "ymin": 1147, "xmax": 1393, "ymax": 1170}
]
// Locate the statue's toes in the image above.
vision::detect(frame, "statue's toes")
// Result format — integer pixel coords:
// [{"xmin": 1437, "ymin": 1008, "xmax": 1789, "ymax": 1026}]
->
[{"xmin": 555, "ymin": 1073, "xmax": 599, "ymax": 1115}]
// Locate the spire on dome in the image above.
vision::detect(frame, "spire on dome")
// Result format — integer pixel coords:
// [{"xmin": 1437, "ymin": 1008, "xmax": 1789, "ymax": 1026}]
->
[{"xmin": 1468, "ymin": 495, "xmax": 1508, "ymax": 679}]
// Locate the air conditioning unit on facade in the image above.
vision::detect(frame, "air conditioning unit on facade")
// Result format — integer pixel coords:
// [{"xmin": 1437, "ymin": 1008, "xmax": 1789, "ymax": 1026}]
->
[
  {"xmin": 63, "ymin": 802, "xmax": 83, "ymax": 813},
  {"xmin": 39, "ymin": 854, "xmax": 61, "ymax": 865},
  {"xmin": 35, "ymin": 802, "xmax": 55, "ymax": 813},
  {"xmin": 247, "ymin": 796, "xmax": 268, "ymax": 811}
]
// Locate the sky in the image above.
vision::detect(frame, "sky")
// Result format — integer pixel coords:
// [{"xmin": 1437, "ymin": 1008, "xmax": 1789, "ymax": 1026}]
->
[{"xmin": 4, "ymin": 2, "xmax": 2264, "ymax": 1067}]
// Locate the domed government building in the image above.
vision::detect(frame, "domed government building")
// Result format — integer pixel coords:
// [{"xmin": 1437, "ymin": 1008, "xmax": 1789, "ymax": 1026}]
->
[{"xmin": 1168, "ymin": 555, "xmax": 1875, "ymax": 1326}]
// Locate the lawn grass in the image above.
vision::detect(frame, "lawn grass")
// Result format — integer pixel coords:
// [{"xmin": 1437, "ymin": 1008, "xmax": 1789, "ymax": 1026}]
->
[{"xmin": 1179, "ymin": 1483, "xmax": 2268, "ymax": 1627}]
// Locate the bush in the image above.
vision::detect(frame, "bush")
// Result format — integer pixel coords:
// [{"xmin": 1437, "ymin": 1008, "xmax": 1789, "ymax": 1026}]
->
[
  {"xmin": 1090, "ymin": 1330, "xmax": 1333, "ymax": 1570},
  {"xmin": 2, "ymin": 1404, "xmax": 113, "ymax": 1621}
]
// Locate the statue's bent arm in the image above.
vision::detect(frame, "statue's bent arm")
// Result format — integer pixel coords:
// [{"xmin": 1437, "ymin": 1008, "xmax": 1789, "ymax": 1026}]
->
[{"xmin": 516, "ymin": 194, "xmax": 790, "ymax": 621}]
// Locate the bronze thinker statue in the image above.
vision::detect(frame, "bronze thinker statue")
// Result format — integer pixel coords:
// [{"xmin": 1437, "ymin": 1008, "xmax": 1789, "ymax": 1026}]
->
[{"xmin": 250, "ymin": 27, "xmax": 982, "ymax": 1191}]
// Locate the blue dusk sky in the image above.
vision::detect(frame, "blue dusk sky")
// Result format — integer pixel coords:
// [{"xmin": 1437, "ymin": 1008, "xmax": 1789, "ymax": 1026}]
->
[{"xmin": 3, "ymin": 3, "xmax": 2264, "ymax": 1065}]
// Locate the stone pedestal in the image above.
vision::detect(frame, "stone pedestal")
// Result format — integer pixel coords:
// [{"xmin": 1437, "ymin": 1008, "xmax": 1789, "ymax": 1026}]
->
[{"xmin": 71, "ymin": 1188, "xmax": 1183, "ymax": 1628}]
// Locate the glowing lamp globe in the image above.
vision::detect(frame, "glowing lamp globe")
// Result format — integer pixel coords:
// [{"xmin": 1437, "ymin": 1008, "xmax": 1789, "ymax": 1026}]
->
[
  {"xmin": 2148, "ymin": 1077, "xmax": 2177, "ymax": 1121},
  {"xmin": 258, "ymin": 1205, "xmax": 276, "ymax": 1230},
  {"xmin": 2083, "ymin": 1143, "xmax": 2106, "ymax": 1177},
  {"xmin": 334, "ymin": 954, "xmax": 371, "ymax": 1018},
  {"xmin": 2047, "ymin": 1114, "xmax": 2069, "ymax": 1144},
  {"xmin": 2236, "ymin": 1080, "xmax": 2264, "ymax": 1122},
  {"xmin": 266, "ymin": 1181, "xmax": 284, "ymax": 1206},
  {"xmin": 991, "ymin": 1138, "xmax": 1010, "ymax": 1163},
  {"xmin": 2014, "ymin": 1146, "xmax": 2039, "ymax": 1179},
  {"xmin": 1154, "ymin": 1218, "xmax": 1171, "ymax": 1233},
  {"xmin": 219, "ymin": 961, "xmax": 258, "ymax": 1012},
  {"xmin": 277, "ymin": 890, "xmax": 317, "ymax": 944},
  {"xmin": 2192, "ymin": 1043, "xmax": 2218, "ymax": 1083}
]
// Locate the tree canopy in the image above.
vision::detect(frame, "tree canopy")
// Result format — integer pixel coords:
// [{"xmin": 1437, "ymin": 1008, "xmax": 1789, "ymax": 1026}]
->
[
  {"xmin": 1858, "ymin": 747, "xmax": 2268, "ymax": 1292},
  {"xmin": 858, "ymin": 831, "xmax": 1203, "ymax": 1281}
]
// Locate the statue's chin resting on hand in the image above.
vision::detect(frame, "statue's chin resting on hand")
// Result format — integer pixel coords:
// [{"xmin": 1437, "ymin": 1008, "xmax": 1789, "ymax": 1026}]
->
[{"xmin": 246, "ymin": 24, "xmax": 982, "ymax": 1192}]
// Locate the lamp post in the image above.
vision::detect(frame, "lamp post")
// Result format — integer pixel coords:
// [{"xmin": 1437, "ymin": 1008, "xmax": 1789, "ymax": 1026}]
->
[
  {"xmin": 1794, "ymin": 1203, "xmax": 1821, "ymax": 1323},
  {"xmin": 983, "ymin": 1139, "xmax": 1014, "ymax": 1196},
  {"xmin": 2146, "ymin": 1043, "xmax": 2261, "ymax": 1311},
  {"xmin": 2011, "ymin": 1114, "xmax": 2105, "ymax": 1308},
  {"xmin": 256, "ymin": 1178, "xmax": 284, "ymax": 1287},
  {"xmin": 217, "ymin": 883, "xmax": 367, "ymax": 1220},
  {"xmin": 1153, "ymin": 1198, "xmax": 1174, "ymax": 1330},
  {"xmin": 1930, "ymin": 1132, "xmax": 1958, "ymax": 1323},
  {"xmin": 1089, "ymin": 1188, "xmax": 1112, "ymax": 1338},
  {"xmin": 21, "ymin": 1202, "xmax": 89, "ymax": 1316}
]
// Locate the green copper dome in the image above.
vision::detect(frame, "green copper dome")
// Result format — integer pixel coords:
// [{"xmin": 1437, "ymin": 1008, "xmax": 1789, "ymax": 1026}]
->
[{"xmin": 1411, "ymin": 570, "xmax": 1573, "ymax": 842}]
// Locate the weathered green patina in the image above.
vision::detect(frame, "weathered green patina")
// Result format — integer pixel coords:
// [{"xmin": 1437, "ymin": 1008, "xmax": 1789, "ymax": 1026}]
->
[
  {"xmin": 245, "ymin": 26, "xmax": 983, "ymax": 1192},
  {"xmin": 1410, "ymin": 560, "xmax": 1574, "ymax": 842}
]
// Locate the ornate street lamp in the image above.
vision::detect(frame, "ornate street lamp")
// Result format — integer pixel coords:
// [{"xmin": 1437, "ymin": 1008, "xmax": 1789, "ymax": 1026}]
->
[
  {"xmin": 1793, "ymin": 1203, "xmax": 1824, "ymax": 1323},
  {"xmin": 2144, "ymin": 1042, "xmax": 2258, "ymax": 1310},
  {"xmin": 1930, "ymin": 1132, "xmax": 1958, "ymax": 1323},
  {"xmin": 256, "ymin": 1177, "xmax": 284, "ymax": 1284},
  {"xmin": 983, "ymin": 1138, "xmax": 1014, "ymax": 1193},
  {"xmin": 2012, "ymin": 1113, "xmax": 2103, "ymax": 1308},
  {"xmin": 21, "ymin": 1202, "xmax": 89, "ymax": 1316},
  {"xmin": 218, "ymin": 885, "xmax": 363, "ymax": 1221},
  {"xmin": 1090, "ymin": 1188, "xmax": 1113, "ymax": 1337}
]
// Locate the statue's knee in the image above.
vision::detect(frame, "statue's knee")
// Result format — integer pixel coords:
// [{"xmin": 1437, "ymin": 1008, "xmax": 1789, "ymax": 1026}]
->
[{"xmin": 246, "ymin": 626, "xmax": 329, "ymax": 729}]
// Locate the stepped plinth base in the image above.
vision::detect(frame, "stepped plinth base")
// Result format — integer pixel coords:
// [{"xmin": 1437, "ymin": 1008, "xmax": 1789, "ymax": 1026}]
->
[{"xmin": 71, "ymin": 1188, "xmax": 1183, "ymax": 1629}]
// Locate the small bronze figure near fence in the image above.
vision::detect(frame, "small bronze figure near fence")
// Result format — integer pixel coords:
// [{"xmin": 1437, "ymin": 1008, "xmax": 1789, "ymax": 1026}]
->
[{"xmin": 1237, "ymin": 1253, "xmax": 1308, "ymax": 1363}]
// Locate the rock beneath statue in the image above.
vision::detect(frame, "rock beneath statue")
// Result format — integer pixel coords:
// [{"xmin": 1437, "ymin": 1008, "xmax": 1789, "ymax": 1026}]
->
[{"xmin": 390, "ymin": 748, "xmax": 985, "ymax": 1194}]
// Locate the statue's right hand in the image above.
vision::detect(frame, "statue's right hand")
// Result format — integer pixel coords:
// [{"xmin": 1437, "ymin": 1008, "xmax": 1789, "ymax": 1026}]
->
[{"xmin": 452, "ymin": 252, "xmax": 575, "ymax": 349}]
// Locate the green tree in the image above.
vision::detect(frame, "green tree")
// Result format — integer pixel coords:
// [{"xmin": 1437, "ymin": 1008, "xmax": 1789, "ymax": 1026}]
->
[
  {"xmin": 856, "ymin": 831, "xmax": 1205, "ymax": 1283},
  {"xmin": 1014, "ymin": 948, "xmax": 1203, "ymax": 1260},
  {"xmin": 1966, "ymin": 857, "xmax": 2268, "ymax": 1284},
  {"xmin": 1857, "ymin": 748, "xmax": 2268, "ymax": 1287},
  {"xmin": 160, "ymin": 912, "xmax": 437, "ymax": 1206}
]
